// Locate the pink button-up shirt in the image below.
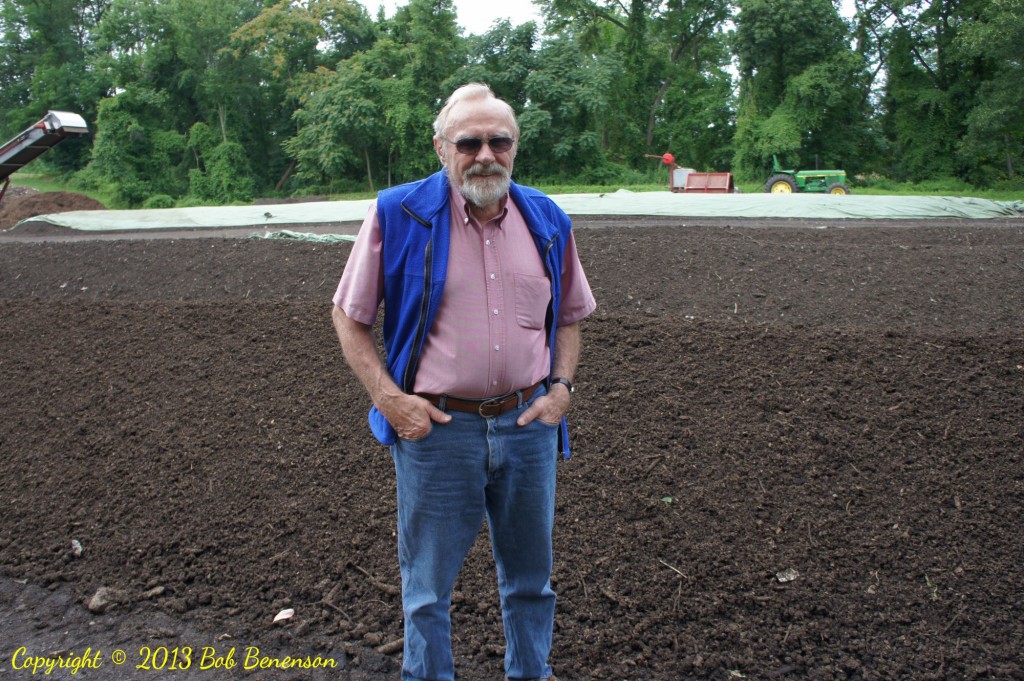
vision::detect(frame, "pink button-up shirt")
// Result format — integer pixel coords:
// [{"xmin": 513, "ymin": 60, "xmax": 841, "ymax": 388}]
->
[{"xmin": 333, "ymin": 188, "xmax": 596, "ymax": 398}]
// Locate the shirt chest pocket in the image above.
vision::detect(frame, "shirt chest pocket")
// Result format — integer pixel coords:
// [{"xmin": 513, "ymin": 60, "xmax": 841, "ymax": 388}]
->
[{"xmin": 514, "ymin": 273, "xmax": 551, "ymax": 330}]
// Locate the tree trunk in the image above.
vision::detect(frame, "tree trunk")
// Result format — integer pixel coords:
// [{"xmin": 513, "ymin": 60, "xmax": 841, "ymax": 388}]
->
[
  {"xmin": 1006, "ymin": 136, "xmax": 1015, "ymax": 179},
  {"xmin": 275, "ymin": 160, "xmax": 296, "ymax": 192},
  {"xmin": 217, "ymin": 104, "xmax": 227, "ymax": 143},
  {"xmin": 364, "ymin": 147, "xmax": 375, "ymax": 193},
  {"xmin": 646, "ymin": 79, "xmax": 672, "ymax": 149}
]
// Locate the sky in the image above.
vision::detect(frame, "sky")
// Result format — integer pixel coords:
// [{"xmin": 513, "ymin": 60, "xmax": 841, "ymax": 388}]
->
[{"xmin": 359, "ymin": 0, "xmax": 544, "ymax": 35}]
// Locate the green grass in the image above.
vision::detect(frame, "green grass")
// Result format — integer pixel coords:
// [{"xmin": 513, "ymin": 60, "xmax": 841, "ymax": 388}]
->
[
  {"xmin": 11, "ymin": 173, "xmax": 1024, "ymax": 205},
  {"xmin": 9, "ymin": 172, "xmax": 118, "ymax": 207},
  {"xmin": 531, "ymin": 182, "xmax": 667, "ymax": 195},
  {"xmin": 325, "ymin": 182, "xmax": 668, "ymax": 202},
  {"xmin": 852, "ymin": 183, "xmax": 1024, "ymax": 202}
]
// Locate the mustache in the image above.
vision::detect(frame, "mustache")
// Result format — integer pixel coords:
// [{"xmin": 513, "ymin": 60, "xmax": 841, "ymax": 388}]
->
[{"xmin": 464, "ymin": 162, "xmax": 510, "ymax": 180}]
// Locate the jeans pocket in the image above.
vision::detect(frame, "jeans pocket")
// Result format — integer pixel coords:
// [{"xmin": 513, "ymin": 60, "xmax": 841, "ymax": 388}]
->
[{"xmin": 397, "ymin": 424, "xmax": 436, "ymax": 443}]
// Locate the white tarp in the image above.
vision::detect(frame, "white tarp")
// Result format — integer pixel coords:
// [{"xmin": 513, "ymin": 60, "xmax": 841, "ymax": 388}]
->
[
  {"xmin": 9, "ymin": 191, "xmax": 1022, "ymax": 232},
  {"xmin": 14, "ymin": 200, "xmax": 375, "ymax": 231},
  {"xmin": 551, "ymin": 190, "xmax": 1023, "ymax": 219}
]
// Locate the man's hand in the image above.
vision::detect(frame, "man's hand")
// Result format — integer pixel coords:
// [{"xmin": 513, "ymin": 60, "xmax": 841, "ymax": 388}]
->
[
  {"xmin": 378, "ymin": 392, "xmax": 451, "ymax": 440},
  {"xmin": 517, "ymin": 321, "xmax": 580, "ymax": 427},
  {"xmin": 333, "ymin": 306, "xmax": 452, "ymax": 440},
  {"xmin": 516, "ymin": 382, "xmax": 571, "ymax": 427}
]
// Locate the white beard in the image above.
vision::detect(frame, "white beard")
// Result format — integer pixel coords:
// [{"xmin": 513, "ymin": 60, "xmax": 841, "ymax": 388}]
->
[{"xmin": 451, "ymin": 162, "xmax": 511, "ymax": 208}]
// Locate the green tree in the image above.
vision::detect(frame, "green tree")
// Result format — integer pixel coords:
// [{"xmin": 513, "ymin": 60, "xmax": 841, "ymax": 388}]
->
[
  {"xmin": 455, "ymin": 20, "xmax": 539, "ymax": 113},
  {"xmin": 956, "ymin": 0, "xmax": 1022, "ymax": 182},
  {"xmin": 539, "ymin": 0, "xmax": 733, "ymax": 170},
  {"xmin": 542, "ymin": 0, "xmax": 660, "ymax": 160},
  {"xmin": 229, "ymin": 0, "xmax": 376, "ymax": 83},
  {"xmin": 187, "ymin": 134, "xmax": 256, "ymax": 204},
  {"xmin": 871, "ymin": 0, "xmax": 997, "ymax": 182},
  {"xmin": 285, "ymin": 0, "xmax": 464, "ymax": 190},
  {"xmin": 91, "ymin": 0, "xmax": 279, "ymax": 200},
  {"xmin": 517, "ymin": 36, "xmax": 620, "ymax": 181},
  {"xmin": 0, "ymin": 0, "xmax": 111, "ymax": 172},
  {"xmin": 732, "ymin": 0, "xmax": 873, "ymax": 181},
  {"xmin": 85, "ymin": 86, "xmax": 187, "ymax": 205},
  {"xmin": 284, "ymin": 60, "xmax": 387, "ymax": 192},
  {"xmin": 648, "ymin": 0, "xmax": 735, "ymax": 171}
]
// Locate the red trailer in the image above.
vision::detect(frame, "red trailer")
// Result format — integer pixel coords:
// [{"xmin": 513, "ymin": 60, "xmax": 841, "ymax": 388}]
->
[{"xmin": 646, "ymin": 152, "xmax": 736, "ymax": 193}]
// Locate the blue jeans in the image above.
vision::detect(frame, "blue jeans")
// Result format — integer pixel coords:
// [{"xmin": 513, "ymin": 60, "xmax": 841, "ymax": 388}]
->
[{"xmin": 390, "ymin": 385, "xmax": 558, "ymax": 681}]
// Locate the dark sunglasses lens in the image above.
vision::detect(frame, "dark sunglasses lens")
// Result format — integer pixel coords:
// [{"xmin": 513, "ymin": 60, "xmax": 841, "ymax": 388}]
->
[
  {"xmin": 488, "ymin": 137, "xmax": 514, "ymax": 153},
  {"xmin": 453, "ymin": 137, "xmax": 514, "ymax": 154},
  {"xmin": 455, "ymin": 138, "xmax": 484, "ymax": 154}
]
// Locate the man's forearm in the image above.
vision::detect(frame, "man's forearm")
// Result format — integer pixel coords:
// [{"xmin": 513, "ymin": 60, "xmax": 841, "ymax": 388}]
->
[
  {"xmin": 331, "ymin": 305, "xmax": 402, "ymax": 406},
  {"xmin": 551, "ymin": 321, "xmax": 581, "ymax": 380}
]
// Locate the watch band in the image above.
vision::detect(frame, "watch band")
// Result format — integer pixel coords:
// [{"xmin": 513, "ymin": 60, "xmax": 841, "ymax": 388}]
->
[{"xmin": 550, "ymin": 377, "xmax": 574, "ymax": 394}]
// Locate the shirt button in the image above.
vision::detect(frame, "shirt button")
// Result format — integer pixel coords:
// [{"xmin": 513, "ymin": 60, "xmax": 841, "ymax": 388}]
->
[
  {"xmin": 490, "ymin": 273, "xmax": 496, "ymax": 280},
  {"xmin": 493, "ymin": 309, "xmax": 499, "ymax": 315},
  {"xmin": 492, "ymin": 380, "xmax": 499, "ymax": 386},
  {"xmin": 494, "ymin": 345, "xmax": 500, "ymax": 351},
  {"xmin": 485, "ymin": 239, "xmax": 491, "ymax": 246}
]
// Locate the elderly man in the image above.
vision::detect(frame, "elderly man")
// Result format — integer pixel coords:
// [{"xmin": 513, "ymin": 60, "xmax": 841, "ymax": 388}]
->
[{"xmin": 331, "ymin": 83, "xmax": 596, "ymax": 681}]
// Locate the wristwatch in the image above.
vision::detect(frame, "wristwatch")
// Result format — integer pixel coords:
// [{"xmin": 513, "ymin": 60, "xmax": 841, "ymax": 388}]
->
[{"xmin": 550, "ymin": 377, "xmax": 574, "ymax": 394}]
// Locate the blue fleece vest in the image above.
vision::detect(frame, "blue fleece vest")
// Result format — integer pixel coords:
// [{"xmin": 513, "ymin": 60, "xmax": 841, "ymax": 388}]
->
[{"xmin": 369, "ymin": 170, "xmax": 574, "ymax": 457}]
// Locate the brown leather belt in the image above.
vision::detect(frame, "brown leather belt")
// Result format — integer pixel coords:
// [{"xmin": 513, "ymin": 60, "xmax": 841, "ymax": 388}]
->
[{"xmin": 418, "ymin": 380, "xmax": 543, "ymax": 417}]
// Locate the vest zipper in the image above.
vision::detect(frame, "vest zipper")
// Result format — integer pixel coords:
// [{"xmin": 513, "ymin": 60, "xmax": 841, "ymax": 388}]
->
[
  {"xmin": 543, "ymin": 235, "xmax": 556, "ymax": 337},
  {"xmin": 402, "ymin": 207, "xmax": 433, "ymax": 392}
]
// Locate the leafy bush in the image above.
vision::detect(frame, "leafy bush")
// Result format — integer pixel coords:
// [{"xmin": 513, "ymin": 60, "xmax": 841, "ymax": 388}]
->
[
  {"xmin": 573, "ymin": 161, "xmax": 639, "ymax": 185},
  {"xmin": 85, "ymin": 88, "xmax": 188, "ymax": 206},
  {"xmin": 187, "ymin": 140, "xmax": 255, "ymax": 204},
  {"xmin": 142, "ymin": 194, "xmax": 176, "ymax": 209}
]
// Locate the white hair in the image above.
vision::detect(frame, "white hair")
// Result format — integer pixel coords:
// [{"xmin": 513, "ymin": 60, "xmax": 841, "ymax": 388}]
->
[{"xmin": 433, "ymin": 83, "xmax": 519, "ymax": 139}]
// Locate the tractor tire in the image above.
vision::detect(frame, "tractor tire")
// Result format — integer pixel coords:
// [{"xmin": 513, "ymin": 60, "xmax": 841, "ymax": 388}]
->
[
  {"xmin": 828, "ymin": 183, "xmax": 851, "ymax": 195},
  {"xmin": 764, "ymin": 174, "xmax": 797, "ymax": 193}
]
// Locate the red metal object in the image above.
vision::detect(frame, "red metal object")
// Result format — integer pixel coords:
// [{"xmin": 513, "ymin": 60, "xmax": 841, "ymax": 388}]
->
[{"xmin": 646, "ymin": 152, "xmax": 735, "ymax": 193}]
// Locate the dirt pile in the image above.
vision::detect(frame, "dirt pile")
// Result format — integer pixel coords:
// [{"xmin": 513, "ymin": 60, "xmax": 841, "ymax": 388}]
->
[
  {"xmin": 0, "ymin": 222, "xmax": 1022, "ymax": 680},
  {"xmin": 0, "ymin": 190, "xmax": 106, "ymax": 230}
]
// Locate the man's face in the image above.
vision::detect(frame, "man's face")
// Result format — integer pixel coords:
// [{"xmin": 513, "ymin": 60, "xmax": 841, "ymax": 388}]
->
[{"xmin": 434, "ymin": 98, "xmax": 517, "ymax": 209}]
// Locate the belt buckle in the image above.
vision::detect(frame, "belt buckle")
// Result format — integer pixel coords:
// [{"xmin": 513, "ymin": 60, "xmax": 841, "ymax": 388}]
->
[{"xmin": 478, "ymin": 397, "xmax": 503, "ymax": 417}]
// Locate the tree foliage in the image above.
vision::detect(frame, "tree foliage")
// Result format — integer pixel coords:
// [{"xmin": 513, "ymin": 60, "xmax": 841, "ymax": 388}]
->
[
  {"xmin": 956, "ymin": 0, "xmax": 1023, "ymax": 181},
  {"xmin": 731, "ymin": 0, "xmax": 874, "ymax": 181},
  {"xmin": 2, "ymin": 0, "xmax": 1020, "ymax": 204}
]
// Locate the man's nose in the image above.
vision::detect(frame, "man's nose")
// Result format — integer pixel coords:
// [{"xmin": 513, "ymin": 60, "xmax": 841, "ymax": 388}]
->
[{"xmin": 474, "ymin": 140, "xmax": 497, "ymax": 163}]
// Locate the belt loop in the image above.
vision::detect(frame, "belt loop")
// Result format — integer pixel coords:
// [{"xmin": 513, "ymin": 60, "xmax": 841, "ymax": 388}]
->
[
  {"xmin": 438, "ymin": 394, "xmax": 447, "ymax": 411},
  {"xmin": 515, "ymin": 388, "xmax": 524, "ymax": 408}
]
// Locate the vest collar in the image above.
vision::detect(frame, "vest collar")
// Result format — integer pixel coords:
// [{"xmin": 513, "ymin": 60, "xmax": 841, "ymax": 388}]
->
[{"xmin": 401, "ymin": 170, "xmax": 451, "ymax": 227}]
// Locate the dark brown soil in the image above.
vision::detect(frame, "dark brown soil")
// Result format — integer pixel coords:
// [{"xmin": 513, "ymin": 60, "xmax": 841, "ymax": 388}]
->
[
  {"xmin": 1, "ymin": 215, "xmax": 1023, "ymax": 680},
  {"xmin": 0, "ymin": 190, "xmax": 106, "ymax": 230}
]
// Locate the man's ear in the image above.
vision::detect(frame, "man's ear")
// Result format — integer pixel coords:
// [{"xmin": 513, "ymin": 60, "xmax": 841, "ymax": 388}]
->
[{"xmin": 433, "ymin": 137, "xmax": 446, "ymax": 167}]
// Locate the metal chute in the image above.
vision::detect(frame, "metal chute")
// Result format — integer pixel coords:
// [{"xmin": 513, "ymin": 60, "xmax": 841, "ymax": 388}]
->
[{"xmin": 0, "ymin": 111, "xmax": 89, "ymax": 202}]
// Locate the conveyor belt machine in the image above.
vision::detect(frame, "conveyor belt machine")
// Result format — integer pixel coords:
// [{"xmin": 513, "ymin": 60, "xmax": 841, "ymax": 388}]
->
[{"xmin": 0, "ymin": 111, "xmax": 89, "ymax": 202}]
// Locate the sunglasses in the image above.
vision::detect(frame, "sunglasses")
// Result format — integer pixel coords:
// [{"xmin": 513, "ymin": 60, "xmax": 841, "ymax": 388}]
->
[{"xmin": 442, "ymin": 135, "xmax": 515, "ymax": 155}]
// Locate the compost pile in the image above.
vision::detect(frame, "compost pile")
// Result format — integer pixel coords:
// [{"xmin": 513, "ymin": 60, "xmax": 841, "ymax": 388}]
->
[
  {"xmin": 1, "ymin": 219, "xmax": 1022, "ymax": 680},
  {"xmin": 0, "ymin": 190, "xmax": 106, "ymax": 230}
]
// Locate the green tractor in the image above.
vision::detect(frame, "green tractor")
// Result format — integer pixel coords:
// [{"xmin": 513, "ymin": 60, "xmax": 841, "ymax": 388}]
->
[{"xmin": 763, "ymin": 155, "xmax": 851, "ymax": 195}]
